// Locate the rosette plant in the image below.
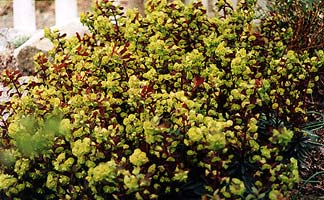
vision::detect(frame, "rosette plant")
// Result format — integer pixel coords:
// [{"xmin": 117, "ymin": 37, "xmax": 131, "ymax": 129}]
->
[{"xmin": 0, "ymin": 0, "xmax": 323, "ymax": 199}]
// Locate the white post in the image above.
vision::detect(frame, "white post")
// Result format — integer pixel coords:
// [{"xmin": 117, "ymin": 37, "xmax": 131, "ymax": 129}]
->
[
  {"xmin": 13, "ymin": 0, "xmax": 36, "ymax": 32},
  {"xmin": 55, "ymin": 0, "xmax": 78, "ymax": 26},
  {"xmin": 201, "ymin": 0, "xmax": 208, "ymax": 7},
  {"xmin": 118, "ymin": 0, "xmax": 128, "ymax": 7},
  {"xmin": 201, "ymin": 0, "xmax": 215, "ymax": 17}
]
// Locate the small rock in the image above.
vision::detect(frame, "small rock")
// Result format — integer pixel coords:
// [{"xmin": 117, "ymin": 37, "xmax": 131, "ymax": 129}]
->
[
  {"xmin": 13, "ymin": 30, "xmax": 51, "ymax": 75},
  {"xmin": 13, "ymin": 20, "xmax": 89, "ymax": 75}
]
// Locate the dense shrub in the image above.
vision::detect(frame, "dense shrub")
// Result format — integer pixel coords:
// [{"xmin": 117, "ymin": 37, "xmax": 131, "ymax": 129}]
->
[
  {"xmin": 264, "ymin": 0, "xmax": 324, "ymax": 113},
  {"xmin": 265, "ymin": 2, "xmax": 324, "ymax": 196},
  {"xmin": 0, "ymin": 0, "xmax": 323, "ymax": 199},
  {"xmin": 265, "ymin": 0, "xmax": 324, "ymax": 53}
]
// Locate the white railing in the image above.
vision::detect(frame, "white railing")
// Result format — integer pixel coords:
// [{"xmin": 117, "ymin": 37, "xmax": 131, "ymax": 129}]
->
[
  {"xmin": 13, "ymin": 0, "xmax": 78, "ymax": 32},
  {"xmin": 11, "ymin": 0, "xmax": 267, "ymax": 32},
  {"xmin": 13, "ymin": 0, "xmax": 36, "ymax": 32}
]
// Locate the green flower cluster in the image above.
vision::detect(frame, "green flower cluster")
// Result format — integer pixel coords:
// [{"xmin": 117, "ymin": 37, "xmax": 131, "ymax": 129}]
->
[{"xmin": 0, "ymin": 0, "xmax": 322, "ymax": 199}]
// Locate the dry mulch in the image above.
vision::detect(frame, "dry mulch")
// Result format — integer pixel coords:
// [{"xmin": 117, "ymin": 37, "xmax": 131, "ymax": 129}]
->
[{"xmin": 297, "ymin": 127, "xmax": 324, "ymax": 199}]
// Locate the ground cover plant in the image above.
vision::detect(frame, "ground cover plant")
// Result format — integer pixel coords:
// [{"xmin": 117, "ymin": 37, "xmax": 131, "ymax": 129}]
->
[{"xmin": 0, "ymin": 0, "xmax": 323, "ymax": 199}]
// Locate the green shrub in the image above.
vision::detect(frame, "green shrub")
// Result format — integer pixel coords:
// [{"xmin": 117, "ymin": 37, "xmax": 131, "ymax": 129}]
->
[
  {"xmin": 265, "ymin": 0, "xmax": 324, "ymax": 53},
  {"xmin": 263, "ymin": 0, "xmax": 324, "ymax": 113},
  {"xmin": 0, "ymin": 0, "xmax": 323, "ymax": 199}
]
